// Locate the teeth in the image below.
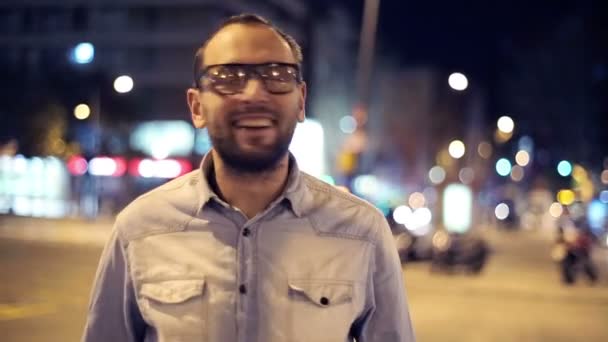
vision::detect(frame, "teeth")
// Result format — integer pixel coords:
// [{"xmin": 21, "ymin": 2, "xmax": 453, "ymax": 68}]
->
[{"xmin": 235, "ymin": 118, "xmax": 273, "ymax": 128}]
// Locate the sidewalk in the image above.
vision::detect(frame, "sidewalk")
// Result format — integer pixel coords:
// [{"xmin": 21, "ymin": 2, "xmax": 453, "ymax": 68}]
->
[{"xmin": 0, "ymin": 215, "xmax": 113, "ymax": 246}]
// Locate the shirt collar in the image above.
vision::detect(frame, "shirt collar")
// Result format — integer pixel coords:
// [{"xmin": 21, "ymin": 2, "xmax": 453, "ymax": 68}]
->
[{"xmin": 195, "ymin": 150, "xmax": 306, "ymax": 217}]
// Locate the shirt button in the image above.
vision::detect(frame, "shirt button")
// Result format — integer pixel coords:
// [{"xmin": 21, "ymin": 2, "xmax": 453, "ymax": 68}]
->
[
  {"xmin": 242, "ymin": 228, "xmax": 251, "ymax": 237},
  {"xmin": 239, "ymin": 284, "xmax": 247, "ymax": 294},
  {"xmin": 320, "ymin": 297, "xmax": 329, "ymax": 306}
]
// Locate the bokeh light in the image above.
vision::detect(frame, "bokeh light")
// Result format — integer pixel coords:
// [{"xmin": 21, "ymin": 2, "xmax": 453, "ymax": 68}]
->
[
  {"xmin": 510, "ymin": 165, "xmax": 524, "ymax": 182},
  {"xmin": 458, "ymin": 167, "xmax": 474, "ymax": 185},
  {"xmin": 114, "ymin": 75, "xmax": 134, "ymax": 93},
  {"xmin": 515, "ymin": 150, "xmax": 530, "ymax": 166},
  {"xmin": 549, "ymin": 202, "xmax": 563, "ymax": 218},
  {"xmin": 428, "ymin": 166, "xmax": 446, "ymax": 184},
  {"xmin": 495, "ymin": 203, "xmax": 510, "ymax": 220},
  {"xmin": 518, "ymin": 135, "xmax": 534, "ymax": 152},
  {"xmin": 600, "ymin": 190, "xmax": 608, "ymax": 204},
  {"xmin": 72, "ymin": 42, "xmax": 94, "ymax": 64},
  {"xmin": 497, "ymin": 116, "xmax": 514, "ymax": 134},
  {"xmin": 74, "ymin": 103, "xmax": 90, "ymax": 120},
  {"xmin": 557, "ymin": 160, "xmax": 572, "ymax": 177},
  {"xmin": 601, "ymin": 170, "xmax": 608, "ymax": 185},
  {"xmin": 557, "ymin": 189, "xmax": 576, "ymax": 206},
  {"xmin": 477, "ymin": 141, "xmax": 492, "ymax": 159},
  {"xmin": 339, "ymin": 115, "xmax": 357, "ymax": 134},
  {"xmin": 571, "ymin": 164, "xmax": 587, "ymax": 182},
  {"xmin": 448, "ymin": 72, "xmax": 468, "ymax": 91},
  {"xmin": 393, "ymin": 205, "xmax": 413, "ymax": 225},
  {"xmin": 496, "ymin": 158, "xmax": 512, "ymax": 176},
  {"xmin": 448, "ymin": 140, "xmax": 465, "ymax": 159},
  {"xmin": 408, "ymin": 192, "xmax": 426, "ymax": 209}
]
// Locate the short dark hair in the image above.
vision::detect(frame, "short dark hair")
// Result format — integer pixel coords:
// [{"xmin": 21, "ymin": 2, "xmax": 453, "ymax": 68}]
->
[{"xmin": 192, "ymin": 13, "xmax": 303, "ymax": 88}]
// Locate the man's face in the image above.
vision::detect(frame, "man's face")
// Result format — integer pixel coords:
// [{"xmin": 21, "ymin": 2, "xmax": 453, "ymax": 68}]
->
[{"xmin": 187, "ymin": 23, "xmax": 306, "ymax": 173}]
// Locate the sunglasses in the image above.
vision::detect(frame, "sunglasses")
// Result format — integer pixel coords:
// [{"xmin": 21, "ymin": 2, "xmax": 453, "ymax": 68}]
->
[{"xmin": 196, "ymin": 63, "xmax": 302, "ymax": 95}]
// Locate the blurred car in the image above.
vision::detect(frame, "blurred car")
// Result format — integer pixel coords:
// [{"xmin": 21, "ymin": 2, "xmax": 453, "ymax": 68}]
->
[
  {"xmin": 389, "ymin": 219, "xmax": 434, "ymax": 263},
  {"xmin": 430, "ymin": 230, "xmax": 490, "ymax": 274}
]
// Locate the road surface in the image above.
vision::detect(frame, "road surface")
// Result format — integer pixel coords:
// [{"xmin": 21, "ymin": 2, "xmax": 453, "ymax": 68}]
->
[{"xmin": 0, "ymin": 216, "xmax": 607, "ymax": 341}]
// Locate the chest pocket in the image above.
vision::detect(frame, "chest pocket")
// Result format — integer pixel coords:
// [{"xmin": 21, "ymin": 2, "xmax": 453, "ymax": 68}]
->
[
  {"xmin": 287, "ymin": 279, "xmax": 356, "ymax": 341},
  {"xmin": 139, "ymin": 278, "xmax": 207, "ymax": 341}
]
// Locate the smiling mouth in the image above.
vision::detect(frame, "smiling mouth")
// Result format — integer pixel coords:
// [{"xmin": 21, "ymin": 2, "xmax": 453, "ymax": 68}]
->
[{"xmin": 233, "ymin": 118, "xmax": 275, "ymax": 129}]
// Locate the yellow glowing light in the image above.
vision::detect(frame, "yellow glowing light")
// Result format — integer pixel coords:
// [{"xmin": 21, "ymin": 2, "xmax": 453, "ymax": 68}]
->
[
  {"xmin": 436, "ymin": 149, "xmax": 454, "ymax": 168},
  {"xmin": 74, "ymin": 103, "xmax": 90, "ymax": 120},
  {"xmin": 548, "ymin": 202, "xmax": 563, "ymax": 218},
  {"xmin": 515, "ymin": 150, "xmax": 530, "ymax": 166},
  {"xmin": 448, "ymin": 140, "xmax": 466, "ymax": 159},
  {"xmin": 602, "ymin": 170, "xmax": 608, "ymax": 185},
  {"xmin": 494, "ymin": 129, "xmax": 513, "ymax": 144},
  {"xmin": 557, "ymin": 190, "xmax": 576, "ymax": 206},
  {"xmin": 408, "ymin": 192, "xmax": 426, "ymax": 209},
  {"xmin": 579, "ymin": 180, "xmax": 594, "ymax": 203},
  {"xmin": 477, "ymin": 141, "xmax": 492, "ymax": 159},
  {"xmin": 572, "ymin": 165, "xmax": 587, "ymax": 182},
  {"xmin": 510, "ymin": 165, "xmax": 524, "ymax": 182}
]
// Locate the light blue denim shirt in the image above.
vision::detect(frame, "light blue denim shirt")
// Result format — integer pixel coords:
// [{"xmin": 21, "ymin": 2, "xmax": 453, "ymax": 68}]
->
[{"xmin": 82, "ymin": 152, "xmax": 415, "ymax": 342}]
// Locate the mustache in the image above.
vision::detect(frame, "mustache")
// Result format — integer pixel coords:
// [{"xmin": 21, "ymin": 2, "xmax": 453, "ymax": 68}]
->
[{"xmin": 229, "ymin": 105, "xmax": 278, "ymax": 117}]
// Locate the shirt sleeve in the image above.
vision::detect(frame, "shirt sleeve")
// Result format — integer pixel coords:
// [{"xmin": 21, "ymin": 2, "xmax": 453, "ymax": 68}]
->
[
  {"xmin": 81, "ymin": 227, "xmax": 146, "ymax": 342},
  {"xmin": 352, "ymin": 214, "xmax": 416, "ymax": 342}
]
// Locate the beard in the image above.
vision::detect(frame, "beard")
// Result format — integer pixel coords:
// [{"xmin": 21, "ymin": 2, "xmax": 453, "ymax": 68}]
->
[{"xmin": 205, "ymin": 105, "xmax": 298, "ymax": 173}]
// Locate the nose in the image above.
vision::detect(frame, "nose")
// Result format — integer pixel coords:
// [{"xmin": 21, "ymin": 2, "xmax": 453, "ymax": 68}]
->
[{"xmin": 239, "ymin": 78, "xmax": 269, "ymax": 99}]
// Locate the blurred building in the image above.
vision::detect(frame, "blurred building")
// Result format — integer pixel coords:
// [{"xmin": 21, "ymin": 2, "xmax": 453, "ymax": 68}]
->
[{"xmin": 0, "ymin": 0, "xmax": 359, "ymax": 162}]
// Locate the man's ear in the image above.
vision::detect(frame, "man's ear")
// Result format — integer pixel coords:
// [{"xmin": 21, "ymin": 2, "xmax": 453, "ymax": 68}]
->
[
  {"xmin": 297, "ymin": 82, "xmax": 307, "ymax": 122},
  {"xmin": 187, "ymin": 88, "xmax": 207, "ymax": 128}
]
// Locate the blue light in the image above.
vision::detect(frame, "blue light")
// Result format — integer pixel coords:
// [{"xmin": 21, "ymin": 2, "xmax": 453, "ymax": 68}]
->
[
  {"xmin": 518, "ymin": 135, "xmax": 534, "ymax": 152},
  {"xmin": 600, "ymin": 190, "xmax": 608, "ymax": 204},
  {"xmin": 72, "ymin": 42, "xmax": 94, "ymax": 64},
  {"xmin": 557, "ymin": 160, "xmax": 572, "ymax": 177},
  {"xmin": 587, "ymin": 200, "xmax": 607, "ymax": 233},
  {"xmin": 495, "ymin": 158, "xmax": 512, "ymax": 177}
]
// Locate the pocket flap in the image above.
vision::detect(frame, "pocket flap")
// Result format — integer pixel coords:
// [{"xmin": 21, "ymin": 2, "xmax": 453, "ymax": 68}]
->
[
  {"xmin": 141, "ymin": 279, "xmax": 206, "ymax": 304},
  {"xmin": 288, "ymin": 279, "xmax": 353, "ymax": 307}
]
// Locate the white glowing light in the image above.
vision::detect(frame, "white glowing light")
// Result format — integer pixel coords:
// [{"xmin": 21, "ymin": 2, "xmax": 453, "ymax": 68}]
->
[
  {"xmin": 443, "ymin": 183, "xmax": 472, "ymax": 233},
  {"xmin": 495, "ymin": 203, "xmax": 510, "ymax": 220},
  {"xmin": 448, "ymin": 72, "xmax": 468, "ymax": 91},
  {"xmin": 89, "ymin": 157, "xmax": 117, "ymax": 176},
  {"xmin": 448, "ymin": 140, "xmax": 465, "ymax": 159},
  {"xmin": 138, "ymin": 159, "xmax": 183, "ymax": 178},
  {"xmin": 393, "ymin": 205, "xmax": 413, "ymax": 225},
  {"xmin": 290, "ymin": 119, "xmax": 325, "ymax": 177},
  {"xmin": 497, "ymin": 116, "xmax": 514, "ymax": 134},
  {"xmin": 114, "ymin": 75, "xmax": 134, "ymax": 93}
]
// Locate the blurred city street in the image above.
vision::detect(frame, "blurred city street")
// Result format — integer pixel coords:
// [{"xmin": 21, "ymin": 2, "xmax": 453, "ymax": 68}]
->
[{"xmin": 0, "ymin": 216, "xmax": 607, "ymax": 342}]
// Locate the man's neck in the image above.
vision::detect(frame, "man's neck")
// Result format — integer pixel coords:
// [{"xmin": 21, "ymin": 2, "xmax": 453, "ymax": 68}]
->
[{"xmin": 211, "ymin": 151, "xmax": 290, "ymax": 219}]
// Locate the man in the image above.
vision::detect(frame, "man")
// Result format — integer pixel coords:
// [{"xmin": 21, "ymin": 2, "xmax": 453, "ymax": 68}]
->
[{"xmin": 82, "ymin": 13, "xmax": 415, "ymax": 342}]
